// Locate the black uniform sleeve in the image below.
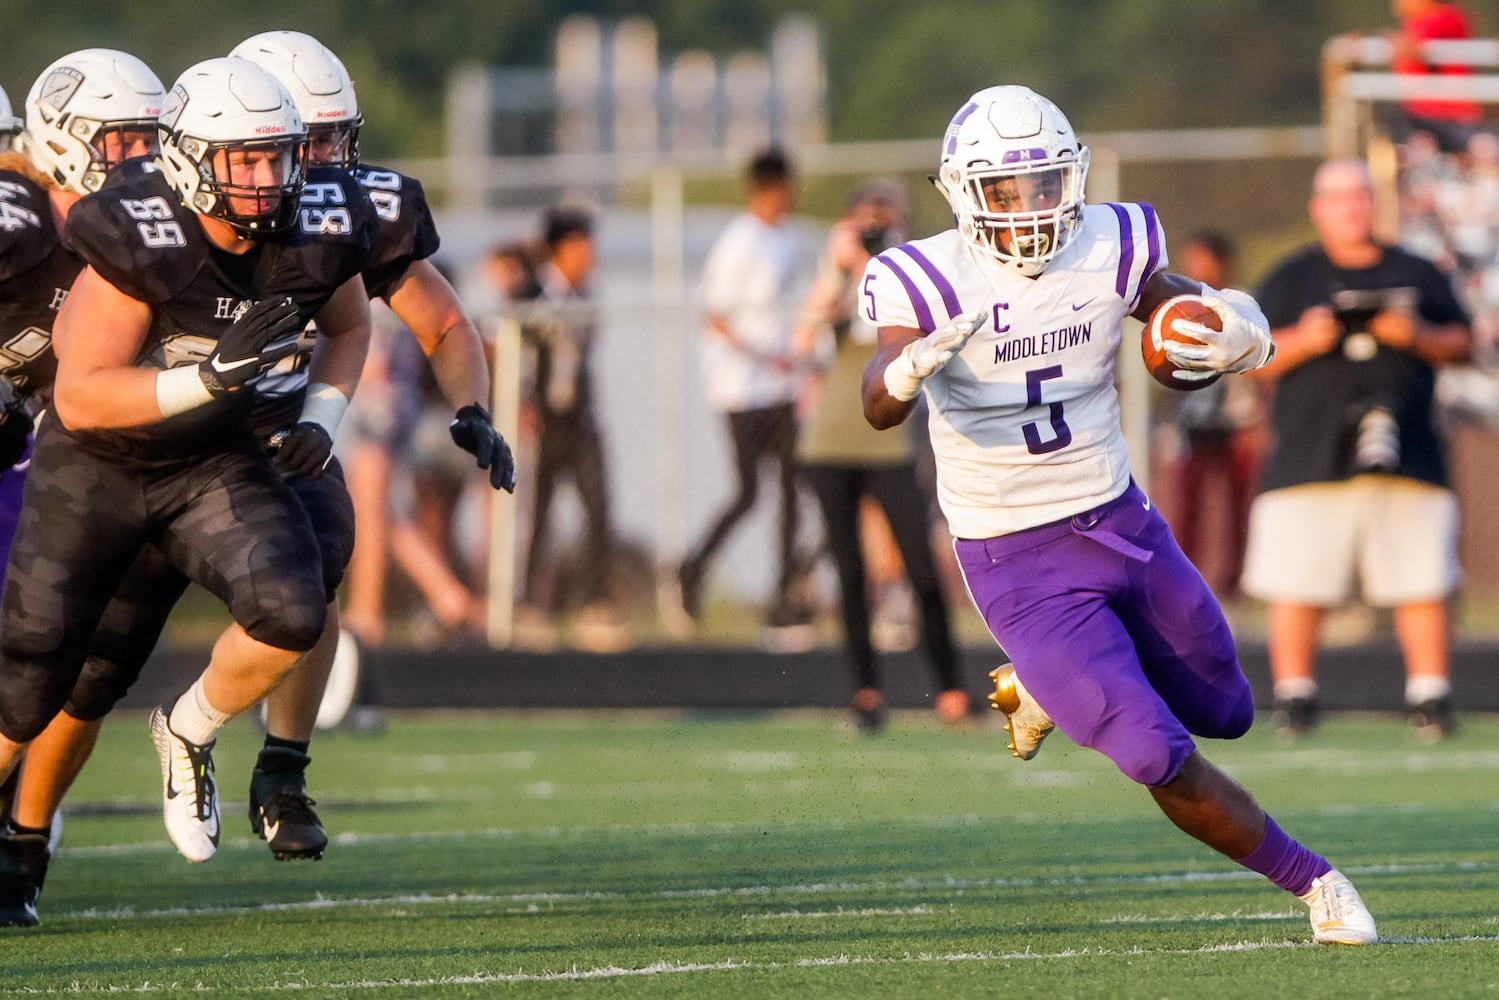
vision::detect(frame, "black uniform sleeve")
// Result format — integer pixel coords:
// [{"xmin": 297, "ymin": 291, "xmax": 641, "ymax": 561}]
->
[
  {"xmin": 63, "ymin": 174, "xmax": 205, "ymax": 304},
  {"xmin": 354, "ymin": 166, "xmax": 441, "ymax": 301}
]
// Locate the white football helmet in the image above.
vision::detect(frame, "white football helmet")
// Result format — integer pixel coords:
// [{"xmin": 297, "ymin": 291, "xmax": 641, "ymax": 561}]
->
[
  {"xmin": 935, "ymin": 85, "xmax": 1090, "ymax": 276},
  {"xmin": 156, "ymin": 57, "xmax": 308, "ymax": 236},
  {"xmin": 20, "ymin": 49, "xmax": 164, "ymax": 194},
  {"xmin": 229, "ymin": 31, "xmax": 361, "ymax": 169},
  {"xmin": 0, "ymin": 84, "xmax": 21, "ymax": 152}
]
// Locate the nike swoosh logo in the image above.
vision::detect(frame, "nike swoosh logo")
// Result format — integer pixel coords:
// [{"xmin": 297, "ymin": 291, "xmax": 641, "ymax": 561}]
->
[
  {"xmin": 165, "ymin": 780, "xmax": 180, "ymax": 799},
  {"xmin": 1072, "ymin": 297, "xmax": 1096, "ymax": 311},
  {"xmin": 210, "ymin": 356, "xmax": 257, "ymax": 374},
  {"xmin": 1142, "ymin": 496, "xmax": 1152, "ymax": 511},
  {"xmin": 263, "ymin": 819, "xmax": 280, "ymax": 841}
]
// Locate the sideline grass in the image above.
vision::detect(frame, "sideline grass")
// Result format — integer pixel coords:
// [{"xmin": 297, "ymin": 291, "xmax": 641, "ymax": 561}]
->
[{"xmin": 3, "ymin": 709, "xmax": 1497, "ymax": 997}]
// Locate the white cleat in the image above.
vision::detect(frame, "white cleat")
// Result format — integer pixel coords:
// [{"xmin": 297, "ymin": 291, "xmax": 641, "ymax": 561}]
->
[
  {"xmin": 1299, "ymin": 869, "xmax": 1377, "ymax": 945},
  {"xmin": 987, "ymin": 664, "xmax": 1055, "ymax": 760},
  {"xmin": 148, "ymin": 707, "xmax": 220, "ymax": 863}
]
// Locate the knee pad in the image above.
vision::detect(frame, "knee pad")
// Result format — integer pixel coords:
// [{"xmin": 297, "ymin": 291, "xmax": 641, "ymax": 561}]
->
[
  {"xmin": 1107, "ymin": 724, "xmax": 1197, "ymax": 789},
  {"xmin": 242, "ymin": 597, "xmax": 327, "ymax": 653},
  {"xmin": 232, "ymin": 566, "xmax": 328, "ymax": 653},
  {"xmin": 1214, "ymin": 686, "xmax": 1255, "ymax": 741},
  {"xmin": 63, "ymin": 655, "xmax": 145, "ymax": 721},
  {"xmin": 0, "ymin": 656, "xmax": 76, "ymax": 744}
]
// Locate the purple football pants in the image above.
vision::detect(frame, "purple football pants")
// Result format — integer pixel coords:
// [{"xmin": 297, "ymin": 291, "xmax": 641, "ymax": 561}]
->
[
  {"xmin": 955, "ymin": 481, "xmax": 1254, "ymax": 788},
  {"xmin": 0, "ymin": 437, "xmax": 31, "ymax": 572}
]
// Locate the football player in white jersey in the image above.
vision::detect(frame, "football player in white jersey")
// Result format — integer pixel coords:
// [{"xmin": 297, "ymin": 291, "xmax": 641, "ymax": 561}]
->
[{"xmin": 858, "ymin": 85, "xmax": 1375, "ymax": 946}]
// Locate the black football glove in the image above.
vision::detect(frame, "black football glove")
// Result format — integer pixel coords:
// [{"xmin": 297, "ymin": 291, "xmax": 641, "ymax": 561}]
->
[
  {"xmin": 270, "ymin": 422, "xmax": 334, "ymax": 479},
  {"xmin": 198, "ymin": 296, "xmax": 303, "ymax": 397},
  {"xmin": 0, "ymin": 400, "xmax": 33, "ymax": 472},
  {"xmin": 449, "ymin": 402, "xmax": 516, "ymax": 492}
]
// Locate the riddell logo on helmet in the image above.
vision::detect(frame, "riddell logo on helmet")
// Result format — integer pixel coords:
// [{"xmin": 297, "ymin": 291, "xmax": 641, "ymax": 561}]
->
[
  {"xmin": 252, "ymin": 125, "xmax": 287, "ymax": 135},
  {"xmin": 315, "ymin": 109, "xmax": 349, "ymax": 119}
]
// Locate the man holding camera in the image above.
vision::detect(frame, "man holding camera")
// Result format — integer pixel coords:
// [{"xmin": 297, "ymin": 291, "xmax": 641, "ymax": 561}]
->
[{"xmin": 1243, "ymin": 157, "xmax": 1471, "ymax": 740}]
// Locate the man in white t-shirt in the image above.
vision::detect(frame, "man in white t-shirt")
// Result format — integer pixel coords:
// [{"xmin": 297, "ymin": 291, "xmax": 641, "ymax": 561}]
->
[{"xmin": 677, "ymin": 148, "xmax": 811, "ymax": 640}]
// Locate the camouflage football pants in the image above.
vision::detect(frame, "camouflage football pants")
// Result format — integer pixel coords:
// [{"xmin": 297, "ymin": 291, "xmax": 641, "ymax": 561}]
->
[{"xmin": 0, "ymin": 420, "xmax": 326, "ymax": 743}]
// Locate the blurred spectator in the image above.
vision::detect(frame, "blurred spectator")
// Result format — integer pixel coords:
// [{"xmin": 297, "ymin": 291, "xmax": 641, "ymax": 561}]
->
[
  {"xmin": 1244, "ymin": 158, "xmax": 1472, "ymax": 741},
  {"xmin": 1158, "ymin": 232, "xmax": 1264, "ymax": 596},
  {"xmin": 465, "ymin": 241, "xmax": 544, "ymax": 319},
  {"xmin": 342, "ymin": 301, "xmax": 487, "ymax": 651},
  {"xmin": 792, "ymin": 181, "xmax": 968, "ymax": 729},
  {"xmin": 673, "ymin": 147, "xmax": 814, "ymax": 647},
  {"xmin": 1389, "ymin": 0, "xmax": 1482, "ymax": 152},
  {"xmin": 515, "ymin": 206, "xmax": 631, "ymax": 651}
]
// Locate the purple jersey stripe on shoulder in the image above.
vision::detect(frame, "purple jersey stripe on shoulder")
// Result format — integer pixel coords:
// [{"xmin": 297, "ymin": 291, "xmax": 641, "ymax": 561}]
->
[
  {"xmin": 896, "ymin": 243, "xmax": 964, "ymax": 320},
  {"xmin": 874, "ymin": 252, "xmax": 936, "ymax": 332},
  {"xmin": 1107, "ymin": 203, "xmax": 1135, "ymax": 301},
  {"xmin": 1135, "ymin": 203, "xmax": 1162, "ymax": 303}
]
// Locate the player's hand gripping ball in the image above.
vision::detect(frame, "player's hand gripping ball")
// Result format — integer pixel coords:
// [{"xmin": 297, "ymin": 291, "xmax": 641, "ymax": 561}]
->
[{"xmin": 1142, "ymin": 294, "xmax": 1224, "ymax": 391}]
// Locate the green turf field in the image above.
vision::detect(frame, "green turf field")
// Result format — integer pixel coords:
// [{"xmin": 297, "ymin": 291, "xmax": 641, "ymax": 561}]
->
[{"xmin": 3, "ymin": 708, "xmax": 1496, "ymax": 997}]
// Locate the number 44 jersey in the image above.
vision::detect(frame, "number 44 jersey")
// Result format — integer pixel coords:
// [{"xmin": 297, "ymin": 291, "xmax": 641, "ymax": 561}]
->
[{"xmin": 859, "ymin": 202, "xmax": 1166, "ymax": 538}]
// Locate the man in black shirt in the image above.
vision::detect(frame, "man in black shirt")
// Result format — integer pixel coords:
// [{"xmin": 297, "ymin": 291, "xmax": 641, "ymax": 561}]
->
[{"xmin": 1243, "ymin": 158, "xmax": 1471, "ymax": 739}]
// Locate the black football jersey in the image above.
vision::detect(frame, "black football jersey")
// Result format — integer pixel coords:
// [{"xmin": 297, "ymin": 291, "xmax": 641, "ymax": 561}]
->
[
  {"xmin": 353, "ymin": 165, "xmax": 440, "ymax": 301},
  {"xmin": 250, "ymin": 167, "xmax": 382, "ymax": 436},
  {"xmin": 0, "ymin": 171, "xmax": 82, "ymax": 409},
  {"xmin": 252, "ymin": 165, "xmax": 441, "ymax": 437},
  {"xmin": 61, "ymin": 167, "xmax": 376, "ymax": 459}
]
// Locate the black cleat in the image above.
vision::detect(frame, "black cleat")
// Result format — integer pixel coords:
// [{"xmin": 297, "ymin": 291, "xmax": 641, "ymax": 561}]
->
[
  {"xmin": 0, "ymin": 829, "xmax": 51, "ymax": 928},
  {"xmin": 1272, "ymin": 695, "xmax": 1320, "ymax": 738},
  {"xmin": 249, "ymin": 749, "xmax": 327, "ymax": 862},
  {"xmin": 1407, "ymin": 697, "xmax": 1457, "ymax": 743}
]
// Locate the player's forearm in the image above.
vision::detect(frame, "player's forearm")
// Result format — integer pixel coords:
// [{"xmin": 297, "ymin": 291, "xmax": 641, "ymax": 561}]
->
[
  {"xmin": 861, "ymin": 351, "xmax": 918, "ymax": 429},
  {"xmin": 305, "ymin": 317, "xmax": 370, "ymax": 403},
  {"xmin": 425, "ymin": 317, "xmax": 492, "ymax": 410},
  {"xmin": 55, "ymin": 367, "xmax": 182, "ymax": 429}
]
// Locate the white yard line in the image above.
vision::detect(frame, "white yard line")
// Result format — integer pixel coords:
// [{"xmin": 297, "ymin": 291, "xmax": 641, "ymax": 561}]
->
[
  {"xmin": 47, "ymin": 857, "xmax": 1499, "ymax": 922},
  {"xmin": 8, "ymin": 937, "xmax": 1499, "ymax": 994},
  {"xmin": 54, "ymin": 799, "xmax": 1499, "ymax": 858}
]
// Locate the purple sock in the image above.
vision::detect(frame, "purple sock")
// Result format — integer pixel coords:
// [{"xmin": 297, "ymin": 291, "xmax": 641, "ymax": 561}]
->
[{"xmin": 1232, "ymin": 815, "xmax": 1332, "ymax": 896}]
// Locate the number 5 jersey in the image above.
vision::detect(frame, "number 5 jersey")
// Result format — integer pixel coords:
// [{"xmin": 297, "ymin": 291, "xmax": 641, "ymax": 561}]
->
[{"xmin": 859, "ymin": 202, "xmax": 1166, "ymax": 538}]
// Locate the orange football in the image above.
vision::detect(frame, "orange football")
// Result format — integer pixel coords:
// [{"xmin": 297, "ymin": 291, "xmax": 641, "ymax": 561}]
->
[{"xmin": 1142, "ymin": 294, "xmax": 1223, "ymax": 391}]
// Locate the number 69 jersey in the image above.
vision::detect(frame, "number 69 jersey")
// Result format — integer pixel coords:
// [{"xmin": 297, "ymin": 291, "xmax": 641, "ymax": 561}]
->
[{"xmin": 859, "ymin": 202, "xmax": 1166, "ymax": 538}]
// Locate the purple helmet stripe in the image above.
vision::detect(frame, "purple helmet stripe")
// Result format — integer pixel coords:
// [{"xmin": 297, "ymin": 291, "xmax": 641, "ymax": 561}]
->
[
  {"xmin": 1137, "ymin": 203, "xmax": 1162, "ymax": 302},
  {"xmin": 874, "ymin": 253, "xmax": 936, "ymax": 332},
  {"xmin": 896, "ymin": 244, "xmax": 964, "ymax": 320},
  {"xmin": 1108, "ymin": 203, "xmax": 1135, "ymax": 301},
  {"xmin": 943, "ymin": 102, "xmax": 979, "ymax": 156}
]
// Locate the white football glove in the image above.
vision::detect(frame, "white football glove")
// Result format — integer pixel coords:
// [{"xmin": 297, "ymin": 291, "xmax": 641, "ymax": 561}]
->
[
  {"xmin": 883, "ymin": 310, "xmax": 988, "ymax": 401},
  {"xmin": 1163, "ymin": 287, "xmax": 1276, "ymax": 383}
]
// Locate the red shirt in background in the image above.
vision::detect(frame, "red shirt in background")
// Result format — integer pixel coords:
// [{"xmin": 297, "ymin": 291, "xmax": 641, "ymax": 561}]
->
[{"xmin": 1395, "ymin": 2, "xmax": 1482, "ymax": 122}]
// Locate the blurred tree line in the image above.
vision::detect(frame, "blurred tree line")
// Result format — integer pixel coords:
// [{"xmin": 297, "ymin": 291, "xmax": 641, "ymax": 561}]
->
[{"xmin": 2, "ymin": 0, "xmax": 1411, "ymax": 162}]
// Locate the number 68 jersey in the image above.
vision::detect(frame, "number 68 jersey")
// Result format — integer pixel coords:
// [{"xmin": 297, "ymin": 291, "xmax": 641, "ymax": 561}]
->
[{"xmin": 859, "ymin": 202, "xmax": 1166, "ymax": 538}]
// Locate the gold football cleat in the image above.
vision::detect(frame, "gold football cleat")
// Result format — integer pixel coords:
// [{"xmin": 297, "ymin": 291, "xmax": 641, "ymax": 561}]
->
[{"xmin": 988, "ymin": 664, "xmax": 1055, "ymax": 760}]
